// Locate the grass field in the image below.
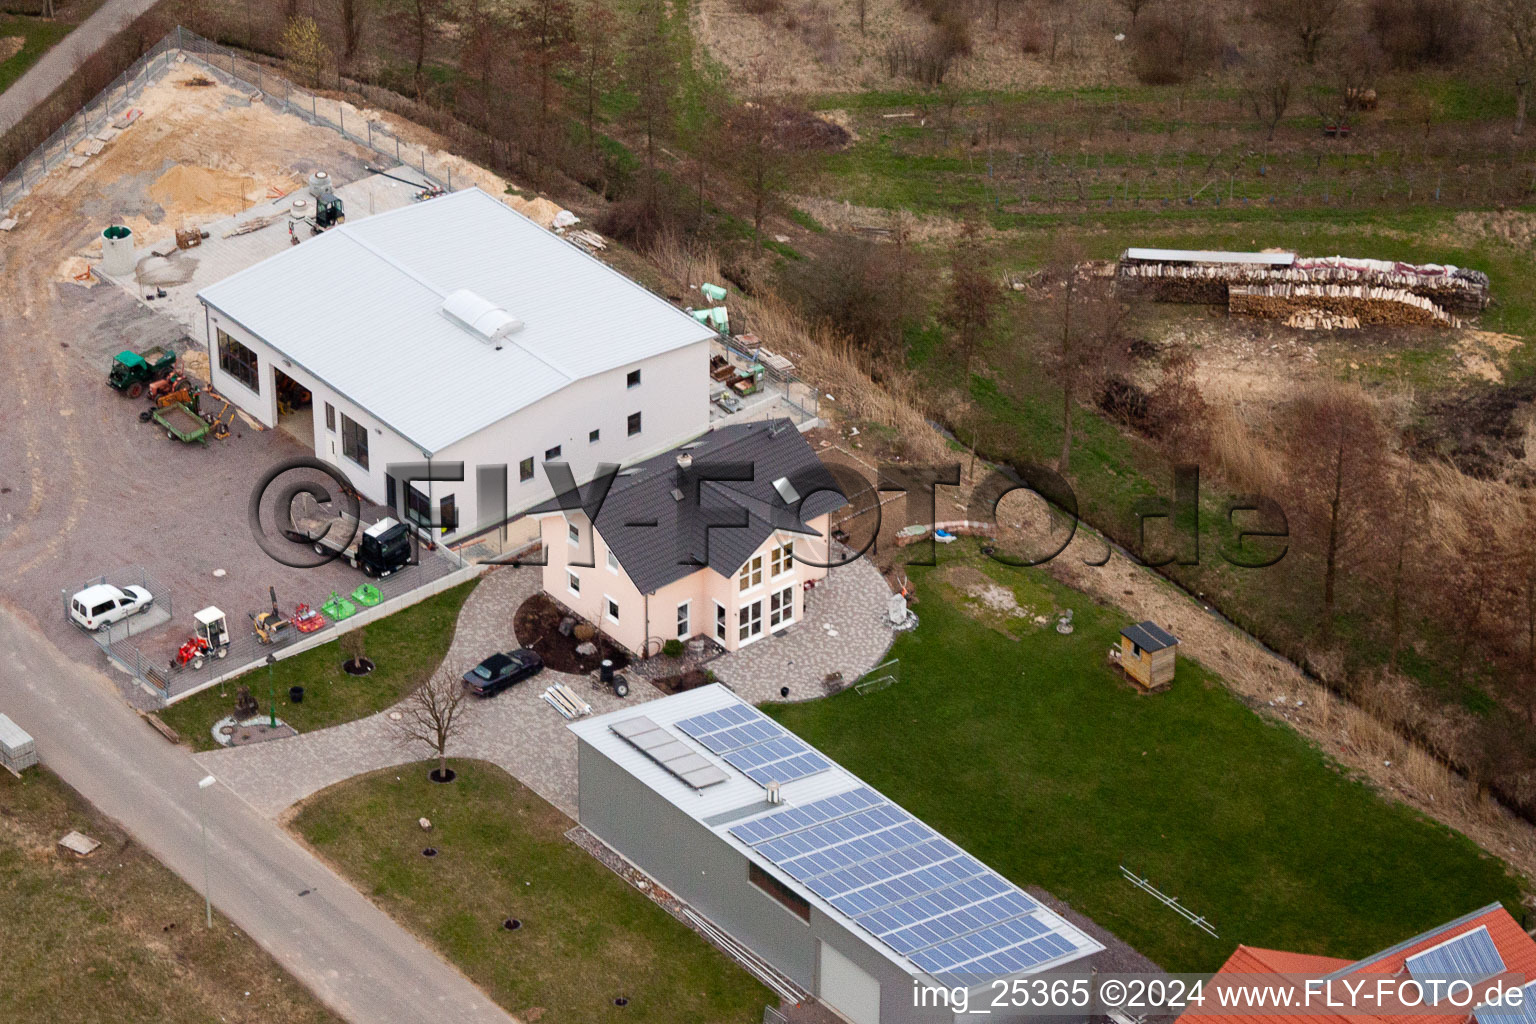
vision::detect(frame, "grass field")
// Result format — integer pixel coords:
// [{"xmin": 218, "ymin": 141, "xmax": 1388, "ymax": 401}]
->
[
  {"xmin": 292, "ymin": 761, "xmax": 772, "ymax": 1024},
  {"xmin": 160, "ymin": 579, "xmax": 477, "ymax": 750},
  {"xmin": 0, "ymin": 768, "xmax": 340, "ymax": 1024},
  {"xmin": 766, "ymin": 546, "xmax": 1525, "ymax": 972},
  {"xmin": 0, "ymin": 9, "xmax": 97, "ymax": 95}
]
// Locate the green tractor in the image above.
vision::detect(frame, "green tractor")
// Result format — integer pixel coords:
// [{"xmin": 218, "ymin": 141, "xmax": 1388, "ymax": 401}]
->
[{"xmin": 107, "ymin": 346, "xmax": 176, "ymax": 399}]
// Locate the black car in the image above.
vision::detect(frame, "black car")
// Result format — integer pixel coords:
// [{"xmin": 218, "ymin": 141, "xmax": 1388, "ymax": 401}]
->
[{"xmin": 463, "ymin": 649, "xmax": 544, "ymax": 697}]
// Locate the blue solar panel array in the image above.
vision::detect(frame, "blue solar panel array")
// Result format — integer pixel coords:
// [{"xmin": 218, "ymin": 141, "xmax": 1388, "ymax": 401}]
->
[
  {"xmin": 729, "ymin": 788, "xmax": 1082, "ymax": 977},
  {"xmin": 1475, "ymin": 982, "xmax": 1536, "ymax": 1024},
  {"xmin": 676, "ymin": 704, "xmax": 831, "ymax": 786},
  {"xmin": 1406, "ymin": 927, "xmax": 1506, "ymax": 982}
]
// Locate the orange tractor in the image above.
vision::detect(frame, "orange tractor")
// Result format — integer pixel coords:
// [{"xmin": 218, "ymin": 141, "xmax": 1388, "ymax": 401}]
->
[{"xmin": 170, "ymin": 607, "xmax": 230, "ymax": 670}]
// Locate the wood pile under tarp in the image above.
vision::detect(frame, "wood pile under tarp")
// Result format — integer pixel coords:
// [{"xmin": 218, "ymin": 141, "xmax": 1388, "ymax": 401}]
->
[
  {"xmin": 1117, "ymin": 251, "xmax": 1489, "ymax": 314},
  {"xmin": 1230, "ymin": 283, "xmax": 1458, "ymax": 327}
]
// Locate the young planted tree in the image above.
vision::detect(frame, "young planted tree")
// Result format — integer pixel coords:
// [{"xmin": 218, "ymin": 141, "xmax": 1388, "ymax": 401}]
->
[
  {"xmin": 1377, "ymin": 461, "xmax": 1425, "ymax": 674},
  {"xmin": 394, "ymin": 661, "xmax": 468, "ymax": 782}
]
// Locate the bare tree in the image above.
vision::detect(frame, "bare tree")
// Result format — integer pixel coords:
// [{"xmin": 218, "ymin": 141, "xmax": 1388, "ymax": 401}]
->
[
  {"xmin": 338, "ymin": 0, "xmax": 364, "ymax": 66},
  {"xmin": 516, "ymin": 0, "xmax": 576, "ymax": 180},
  {"xmin": 572, "ymin": 0, "xmax": 618, "ymax": 155},
  {"xmin": 1377, "ymin": 461, "xmax": 1425, "ymax": 674},
  {"xmin": 377, "ymin": 0, "xmax": 447, "ymax": 101},
  {"xmin": 1490, "ymin": 0, "xmax": 1536, "ymax": 134},
  {"xmin": 725, "ymin": 98, "xmax": 794, "ymax": 239},
  {"xmin": 1242, "ymin": 53, "xmax": 1295, "ymax": 140},
  {"xmin": 942, "ymin": 223, "xmax": 1001, "ymax": 389},
  {"xmin": 394, "ymin": 661, "xmax": 468, "ymax": 781},
  {"xmin": 1259, "ymin": 0, "xmax": 1344, "ymax": 63},
  {"xmin": 1115, "ymin": 0, "xmax": 1159, "ymax": 25},
  {"xmin": 1279, "ymin": 386, "xmax": 1389, "ymax": 638}
]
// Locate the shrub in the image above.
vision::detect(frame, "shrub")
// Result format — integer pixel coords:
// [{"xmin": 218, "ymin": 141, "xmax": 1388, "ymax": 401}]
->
[
  {"xmin": 1367, "ymin": 0, "xmax": 1479, "ymax": 69},
  {"xmin": 1131, "ymin": 7, "xmax": 1219, "ymax": 84},
  {"xmin": 662, "ymin": 638, "xmax": 685, "ymax": 658}
]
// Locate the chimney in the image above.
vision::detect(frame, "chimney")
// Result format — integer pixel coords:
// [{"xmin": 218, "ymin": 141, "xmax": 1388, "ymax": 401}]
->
[
  {"xmin": 766, "ymin": 780, "xmax": 782, "ymax": 805},
  {"xmin": 676, "ymin": 453, "xmax": 693, "ymax": 471}
]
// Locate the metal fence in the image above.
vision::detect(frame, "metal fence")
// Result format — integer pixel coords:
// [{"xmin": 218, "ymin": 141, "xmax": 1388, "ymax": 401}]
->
[
  {"xmin": 87, "ymin": 548, "xmax": 465, "ymax": 710},
  {"xmin": 2, "ymin": 25, "xmax": 461, "ymax": 214},
  {"xmin": 1, "ymin": 34, "xmax": 180, "ymax": 212},
  {"xmin": 173, "ymin": 28, "xmax": 460, "ymax": 190}
]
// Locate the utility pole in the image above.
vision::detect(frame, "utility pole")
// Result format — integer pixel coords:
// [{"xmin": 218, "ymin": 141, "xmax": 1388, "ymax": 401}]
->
[
  {"xmin": 198, "ymin": 775, "xmax": 216, "ymax": 928},
  {"xmin": 266, "ymin": 653, "xmax": 277, "ymax": 727}
]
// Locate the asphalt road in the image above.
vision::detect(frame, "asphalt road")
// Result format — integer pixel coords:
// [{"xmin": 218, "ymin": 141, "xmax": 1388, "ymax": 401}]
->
[
  {"xmin": 0, "ymin": 607, "xmax": 518, "ymax": 1024},
  {"xmin": 0, "ymin": 0, "xmax": 163, "ymax": 139}
]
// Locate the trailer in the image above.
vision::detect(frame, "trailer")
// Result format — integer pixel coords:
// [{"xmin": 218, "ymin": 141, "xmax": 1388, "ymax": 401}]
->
[{"xmin": 151, "ymin": 401, "xmax": 211, "ymax": 444}]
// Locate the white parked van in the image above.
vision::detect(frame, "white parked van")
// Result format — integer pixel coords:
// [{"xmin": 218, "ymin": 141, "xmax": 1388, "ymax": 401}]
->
[{"xmin": 69, "ymin": 584, "xmax": 153, "ymax": 631}]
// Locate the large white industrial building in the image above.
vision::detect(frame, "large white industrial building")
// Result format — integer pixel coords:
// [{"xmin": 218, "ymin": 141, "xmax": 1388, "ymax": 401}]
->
[{"xmin": 197, "ymin": 187, "xmax": 714, "ymax": 546}]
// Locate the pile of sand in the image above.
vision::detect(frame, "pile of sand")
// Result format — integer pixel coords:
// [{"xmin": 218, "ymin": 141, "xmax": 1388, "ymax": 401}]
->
[
  {"xmin": 150, "ymin": 165, "xmax": 263, "ymax": 219},
  {"xmin": 505, "ymin": 195, "xmax": 565, "ymax": 228}
]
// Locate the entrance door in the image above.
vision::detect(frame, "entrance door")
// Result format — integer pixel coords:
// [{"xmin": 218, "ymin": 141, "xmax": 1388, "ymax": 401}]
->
[
  {"xmin": 818, "ymin": 942, "xmax": 880, "ymax": 1024},
  {"xmin": 737, "ymin": 599, "xmax": 763, "ymax": 645}
]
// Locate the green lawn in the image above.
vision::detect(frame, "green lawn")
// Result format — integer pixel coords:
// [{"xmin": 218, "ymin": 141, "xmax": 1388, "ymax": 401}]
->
[
  {"xmin": 292, "ymin": 761, "xmax": 772, "ymax": 1024},
  {"xmin": 766, "ymin": 547, "xmax": 1524, "ymax": 972},
  {"xmin": 0, "ymin": 14, "xmax": 83, "ymax": 95},
  {"xmin": 160, "ymin": 579, "xmax": 477, "ymax": 750},
  {"xmin": 0, "ymin": 768, "xmax": 340, "ymax": 1024}
]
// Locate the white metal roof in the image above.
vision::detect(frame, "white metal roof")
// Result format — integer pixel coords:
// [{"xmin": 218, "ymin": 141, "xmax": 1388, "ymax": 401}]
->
[
  {"xmin": 1122, "ymin": 247, "xmax": 1295, "ymax": 265},
  {"xmin": 197, "ymin": 188, "xmax": 714, "ymax": 453},
  {"xmin": 570, "ymin": 684, "xmax": 1103, "ymax": 984}
]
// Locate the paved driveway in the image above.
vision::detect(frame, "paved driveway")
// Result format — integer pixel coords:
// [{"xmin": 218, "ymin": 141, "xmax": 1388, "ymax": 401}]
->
[
  {"xmin": 198, "ymin": 560, "xmax": 898, "ymax": 818},
  {"xmin": 197, "ymin": 566, "xmax": 645, "ymax": 817}
]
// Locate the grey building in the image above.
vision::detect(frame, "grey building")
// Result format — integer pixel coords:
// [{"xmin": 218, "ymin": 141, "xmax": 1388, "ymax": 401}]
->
[{"xmin": 570, "ymin": 685, "xmax": 1104, "ymax": 1024}]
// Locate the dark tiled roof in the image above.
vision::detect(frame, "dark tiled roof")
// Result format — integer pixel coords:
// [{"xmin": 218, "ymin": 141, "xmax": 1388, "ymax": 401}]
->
[
  {"xmin": 1121, "ymin": 621, "xmax": 1178, "ymax": 652},
  {"xmin": 531, "ymin": 420, "xmax": 847, "ymax": 594}
]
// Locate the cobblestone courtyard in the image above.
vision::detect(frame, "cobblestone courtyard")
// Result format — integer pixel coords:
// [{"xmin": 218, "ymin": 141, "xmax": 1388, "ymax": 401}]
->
[{"xmin": 197, "ymin": 558, "xmax": 896, "ymax": 817}]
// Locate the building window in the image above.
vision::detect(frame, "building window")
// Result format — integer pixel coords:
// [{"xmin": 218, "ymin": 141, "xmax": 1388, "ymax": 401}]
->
[
  {"xmin": 406, "ymin": 486, "xmax": 431, "ymax": 527},
  {"xmin": 546, "ymin": 445, "xmax": 562, "ymax": 461},
  {"xmin": 340, "ymin": 412, "xmax": 369, "ymax": 470},
  {"xmin": 627, "ymin": 411, "xmax": 642, "ymax": 436},
  {"xmin": 324, "ymin": 402, "xmax": 335, "ymax": 431},
  {"xmin": 605, "ymin": 597, "xmax": 620, "ymax": 622},
  {"xmin": 606, "ymin": 548, "xmax": 620, "ymax": 573},
  {"xmin": 567, "ymin": 571, "xmax": 581, "ymax": 596},
  {"xmin": 738, "ymin": 555, "xmax": 763, "ymax": 592},
  {"xmin": 739, "ymin": 600, "xmax": 763, "ymax": 643},
  {"xmin": 749, "ymin": 863, "xmax": 809, "ymax": 923},
  {"xmin": 216, "ymin": 329, "xmax": 260, "ymax": 394},
  {"xmin": 770, "ymin": 541, "xmax": 794, "ymax": 578},
  {"xmin": 677, "ymin": 602, "xmax": 690, "ymax": 639},
  {"xmin": 519, "ymin": 457, "xmax": 534, "ymax": 482},
  {"xmin": 627, "ymin": 369, "xmax": 641, "ymax": 388},
  {"xmin": 568, "ymin": 522, "xmax": 580, "ymax": 545},
  {"xmin": 589, "ymin": 428, "xmax": 600, "ymax": 444},
  {"xmin": 715, "ymin": 601, "xmax": 726, "ymax": 642},
  {"xmin": 770, "ymin": 586, "xmax": 794, "ymax": 629}
]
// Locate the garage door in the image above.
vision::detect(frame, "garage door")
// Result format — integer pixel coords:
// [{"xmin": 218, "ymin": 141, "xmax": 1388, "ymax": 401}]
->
[{"xmin": 819, "ymin": 941, "xmax": 881, "ymax": 1024}]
